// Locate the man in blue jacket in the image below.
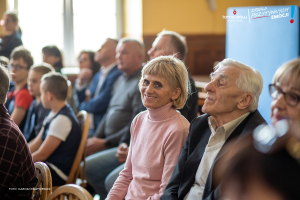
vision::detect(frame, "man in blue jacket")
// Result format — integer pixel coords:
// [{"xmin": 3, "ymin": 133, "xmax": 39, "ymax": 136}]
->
[{"xmin": 75, "ymin": 38, "xmax": 122, "ymax": 136}]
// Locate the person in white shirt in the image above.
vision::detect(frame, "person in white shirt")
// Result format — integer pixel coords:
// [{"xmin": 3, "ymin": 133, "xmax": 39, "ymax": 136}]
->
[{"xmin": 161, "ymin": 58, "xmax": 266, "ymax": 200}]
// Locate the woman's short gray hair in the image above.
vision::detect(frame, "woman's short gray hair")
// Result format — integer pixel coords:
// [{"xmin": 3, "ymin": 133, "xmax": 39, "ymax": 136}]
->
[
  {"xmin": 0, "ymin": 64, "xmax": 11, "ymax": 104},
  {"xmin": 215, "ymin": 58, "xmax": 263, "ymax": 112},
  {"xmin": 139, "ymin": 55, "xmax": 190, "ymax": 109}
]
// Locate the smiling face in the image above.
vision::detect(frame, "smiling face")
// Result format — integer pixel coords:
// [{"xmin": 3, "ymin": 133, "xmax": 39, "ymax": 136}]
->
[
  {"xmin": 270, "ymin": 77, "xmax": 300, "ymax": 125},
  {"xmin": 202, "ymin": 65, "xmax": 245, "ymax": 121},
  {"xmin": 140, "ymin": 74, "xmax": 181, "ymax": 109}
]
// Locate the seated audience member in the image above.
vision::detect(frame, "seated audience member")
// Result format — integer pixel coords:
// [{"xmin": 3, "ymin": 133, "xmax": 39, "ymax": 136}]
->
[
  {"xmin": 84, "ymin": 38, "xmax": 144, "ymax": 196},
  {"xmin": 0, "ymin": 64, "xmax": 37, "ymax": 199},
  {"xmin": 161, "ymin": 58, "xmax": 266, "ymax": 200},
  {"xmin": 0, "ymin": 56, "xmax": 9, "ymax": 66},
  {"xmin": 221, "ymin": 145, "xmax": 300, "ymax": 200},
  {"xmin": 148, "ymin": 30, "xmax": 198, "ymax": 122},
  {"xmin": 218, "ymin": 58, "xmax": 300, "ymax": 200},
  {"xmin": 23, "ymin": 63, "xmax": 54, "ymax": 142},
  {"xmin": 29, "ymin": 72, "xmax": 81, "ymax": 186},
  {"xmin": 75, "ymin": 50, "xmax": 101, "ymax": 90},
  {"xmin": 42, "ymin": 45, "xmax": 64, "ymax": 73},
  {"xmin": 85, "ymin": 101, "xmax": 145, "ymax": 198},
  {"xmin": 97, "ymin": 30, "xmax": 200, "ymax": 197},
  {"xmin": 0, "ymin": 10, "xmax": 23, "ymax": 59},
  {"xmin": 107, "ymin": 56, "xmax": 190, "ymax": 199},
  {"xmin": 70, "ymin": 50, "xmax": 100, "ymax": 113},
  {"xmin": 5, "ymin": 46, "xmax": 34, "ymax": 132},
  {"xmin": 75, "ymin": 39, "xmax": 122, "ymax": 135}
]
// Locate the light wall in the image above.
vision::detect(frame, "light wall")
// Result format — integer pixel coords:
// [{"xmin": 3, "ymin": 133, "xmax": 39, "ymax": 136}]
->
[
  {"xmin": 142, "ymin": 0, "xmax": 300, "ymax": 35},
  {"xmin": 123, "ymin": 0, "xmax": 143, "ymax": 39}
]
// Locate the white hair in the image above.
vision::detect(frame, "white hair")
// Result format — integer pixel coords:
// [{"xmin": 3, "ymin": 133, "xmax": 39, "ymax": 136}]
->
[{"xmin": 214, "ymin": 58, "xmax": 263, "ymax": 112}]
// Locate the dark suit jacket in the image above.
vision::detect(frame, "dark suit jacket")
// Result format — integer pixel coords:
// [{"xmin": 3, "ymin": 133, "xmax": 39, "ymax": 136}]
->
[
  {"xmin": 77, "ymin": 65, "xmax": 122, "ymax": 129},
  {"xmin": 178, "ymin": 74, "xmax": 198, "ymax": 123},
  {"xmin": 161, "ymin": 110, "xmax": 266, "ymax": 200}
]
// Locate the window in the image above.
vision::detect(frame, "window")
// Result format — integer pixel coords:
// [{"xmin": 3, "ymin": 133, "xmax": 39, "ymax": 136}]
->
[{"xmin": 9, "ymin": 0, "xmax": 120, "ymax": 68}]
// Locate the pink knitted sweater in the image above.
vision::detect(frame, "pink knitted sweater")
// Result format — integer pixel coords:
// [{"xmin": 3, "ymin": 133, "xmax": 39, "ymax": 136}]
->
[{"xmin": 107, "ymin": 102, "xmax": 190, "ymax": 200}]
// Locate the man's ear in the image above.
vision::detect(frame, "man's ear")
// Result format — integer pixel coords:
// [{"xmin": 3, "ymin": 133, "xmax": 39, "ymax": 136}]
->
[{"xmin": 237, "ymin": 93, "xmax": 253, "ymax": 110}]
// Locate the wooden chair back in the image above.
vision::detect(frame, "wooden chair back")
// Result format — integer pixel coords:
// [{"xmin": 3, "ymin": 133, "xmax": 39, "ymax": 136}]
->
[
  {"xmin": 46, "ymin": 184, "xmax": 93, "ymax": 200},
  {"xmin": 66, "ymin": 110, "xmax": 89, "ymax": 186},
  {"xmin": 33, "ymin": 162, "xmax": 52, "ymax": 200}
]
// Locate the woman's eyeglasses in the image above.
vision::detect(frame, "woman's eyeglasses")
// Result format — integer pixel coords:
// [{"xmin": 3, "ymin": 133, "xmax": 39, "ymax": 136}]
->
[{"xmin": 269, "ymin": 84, "xmax": 300, "ymax": 107}]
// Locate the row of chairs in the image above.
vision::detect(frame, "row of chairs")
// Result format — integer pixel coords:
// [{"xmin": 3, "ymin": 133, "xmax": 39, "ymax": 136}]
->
[{"xmin": 32, "ymin": 110, "xmax": 92, "ymax": 200}]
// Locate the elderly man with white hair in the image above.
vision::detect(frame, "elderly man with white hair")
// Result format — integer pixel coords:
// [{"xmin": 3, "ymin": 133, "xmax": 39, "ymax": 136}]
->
[{"xmin": 161, "ymin": 58, "xmax": 266, "ymax": 200}]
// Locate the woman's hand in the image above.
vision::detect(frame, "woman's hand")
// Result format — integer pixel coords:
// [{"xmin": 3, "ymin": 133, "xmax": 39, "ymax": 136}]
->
[
  {"xmin": 78, "ymin": 68, "xmax": 93, "ymax": 86},
  {"xmin": 116, "ymin": 143, "xmax": 129, "ymax": 164}
]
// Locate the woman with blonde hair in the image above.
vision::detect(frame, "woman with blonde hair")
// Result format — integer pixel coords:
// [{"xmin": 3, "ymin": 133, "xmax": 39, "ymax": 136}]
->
[{"xmin": 107, "ymin": 55, "xmax": 191, "ymax": 199}]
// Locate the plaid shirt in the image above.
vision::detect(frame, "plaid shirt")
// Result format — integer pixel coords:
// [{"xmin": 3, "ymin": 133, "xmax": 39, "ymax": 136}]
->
[{"xmin": 0, "ymin": 104, "xmax": 38, "ymax": 199}]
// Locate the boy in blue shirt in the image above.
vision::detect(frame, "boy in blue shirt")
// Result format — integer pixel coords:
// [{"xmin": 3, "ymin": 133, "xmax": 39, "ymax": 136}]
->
[
  {"xmin": 23, "ymin": 63, "xmax": 54, "ymax": 142},
  {"xmin": 29, "ymin": 72, "xmax": 81, "ymax": 186}
]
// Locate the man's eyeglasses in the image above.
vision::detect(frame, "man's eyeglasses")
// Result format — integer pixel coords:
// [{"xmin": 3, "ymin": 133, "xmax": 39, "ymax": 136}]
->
[
  {"xmin": 269, "ymin": 84, "xmax": 300, "ymax": 107},
  {"xmin": 8, "ymin": 64, "xmax": 28, "ymax": 71}
]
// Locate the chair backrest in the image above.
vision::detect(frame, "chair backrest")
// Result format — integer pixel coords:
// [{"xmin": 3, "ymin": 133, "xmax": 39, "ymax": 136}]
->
[
  {"xmin": 66, "ymin": 110, "xmax": 89, "ymax": 186},
  {"xmin": 46, "ymin": 184, "xmax": 93, "ymax": 200},
  {"xmin": 33, "ymin": 162, "xmax": 52, "ymax": 200}
]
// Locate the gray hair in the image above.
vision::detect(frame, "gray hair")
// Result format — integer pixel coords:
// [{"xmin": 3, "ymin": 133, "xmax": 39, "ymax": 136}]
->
[
  {"xmin": 157, "ymin": 30, "xmax": 188, "ymax": 61},
  {"xmin": 0, "ymin": 64, "xmax": 11, "ymax": 104},
  {"xmin": 215, "ymin": 58, "xmax": 263, "ymax": 112},
  {"xmin": 117, "ymin": 38, "xmax": 145, "ymax": 59}
]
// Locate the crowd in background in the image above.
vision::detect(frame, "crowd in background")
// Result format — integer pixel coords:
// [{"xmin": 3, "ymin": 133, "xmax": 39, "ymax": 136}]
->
[{"xmin": 0, "ymin": 9, "xmax": 300, "ymax": 200}]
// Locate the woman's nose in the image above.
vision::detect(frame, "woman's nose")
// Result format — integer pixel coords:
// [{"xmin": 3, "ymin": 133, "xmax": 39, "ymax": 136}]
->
[
  {"xmin": 272, "ymin": 93, "xmax": 286, "ymax": 108},
  {"xmin": 145, "ymin": 84, "xmax": 154, "ymax": 93}
]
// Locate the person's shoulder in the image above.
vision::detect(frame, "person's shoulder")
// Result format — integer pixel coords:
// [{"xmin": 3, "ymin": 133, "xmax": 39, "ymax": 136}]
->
[
  {"xmin": 249, "ymin": 110, "xmax": 266, "ymax": 124},
  {"xmin": 191, "ymin": 113, "xmax": 210, "ymax": 124},
  {"xmin": 17, "ymin": 88, "xmax": 31, "ymax": 96},
  {"xmin": 0, "ymin": 119, "xmax": 27, "ymax": 149}
]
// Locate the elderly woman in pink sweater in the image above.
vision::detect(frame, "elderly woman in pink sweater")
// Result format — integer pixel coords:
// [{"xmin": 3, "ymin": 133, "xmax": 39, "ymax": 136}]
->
[{"xmin": 106, "ymin": 56, "xmax": 191, "ymax": 200}]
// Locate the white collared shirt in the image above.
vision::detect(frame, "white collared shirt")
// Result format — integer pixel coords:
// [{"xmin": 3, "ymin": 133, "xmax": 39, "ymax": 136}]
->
[
  {"xmin": 184, "ymin": 112, "xmax": 250, "ymax": 200},
  {"xmin": 89, "ymin": 62, "xmax": 117, "ymax": 129}
]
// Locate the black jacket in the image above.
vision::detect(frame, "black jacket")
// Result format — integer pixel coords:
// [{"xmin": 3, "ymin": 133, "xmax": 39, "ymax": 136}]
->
[{"xmin": 161, "ymin": 110, "xmax": 266, "ymax": 200}]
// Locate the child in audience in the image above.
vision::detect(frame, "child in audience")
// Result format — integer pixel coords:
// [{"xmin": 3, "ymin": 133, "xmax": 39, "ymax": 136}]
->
[
  {"xmin": 29, "ymin": 72, "xmax": 81, "ymax": 186},
  {"xmin": 5, "ymin": 46, "xmax": 34, "ymax": 132},
  {"xmin": 23, "ymin": 63, "xmax": 54, "ymax": 142}
]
